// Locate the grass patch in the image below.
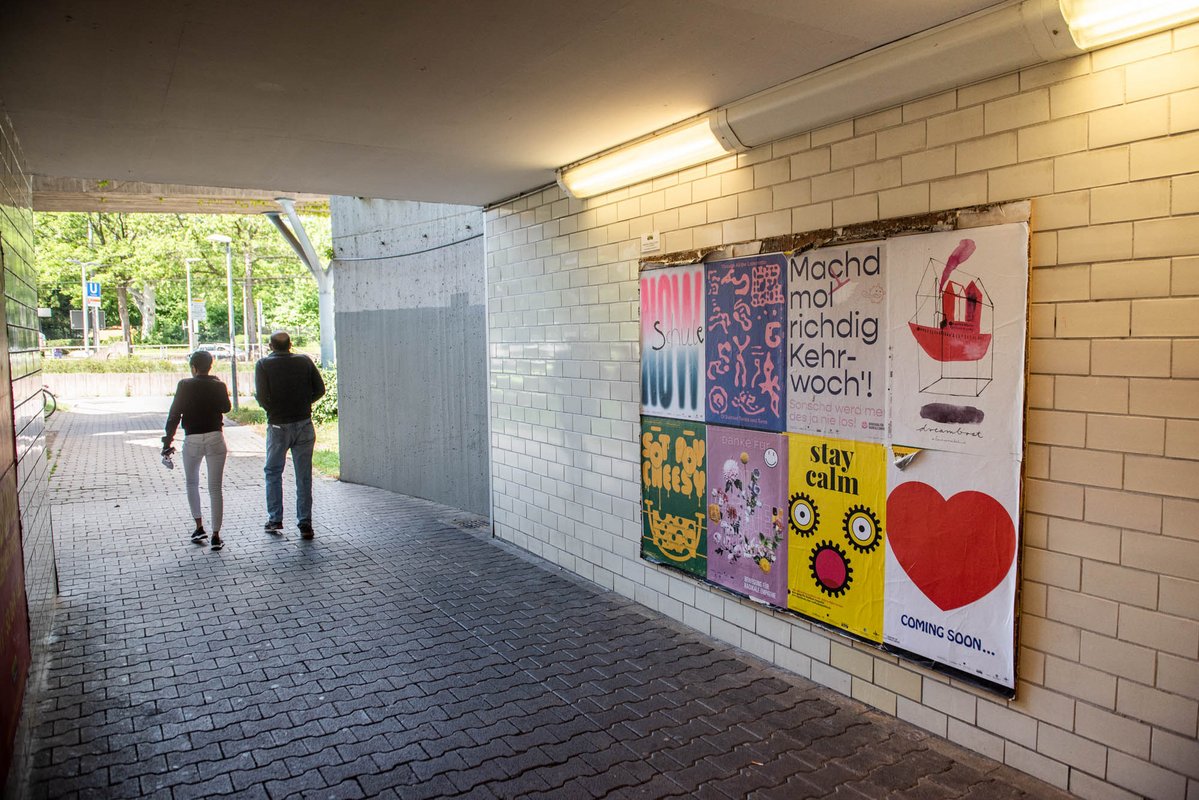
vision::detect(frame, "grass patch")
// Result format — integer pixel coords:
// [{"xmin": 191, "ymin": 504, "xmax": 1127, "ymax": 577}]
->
[
  {"xmin": 314, "ymin": 419, "xmax": 339, "ymax": 479},
  {"xmin": 225, "ymin": 398, "xmax": 340, "ymax": 479},
  {"xmin": 312, "ymin": 449, "xmax": 340, "ymax": 480},
  {"xmin": 227, "ymin": 404, "xmax": 266, "ymax": 425}
]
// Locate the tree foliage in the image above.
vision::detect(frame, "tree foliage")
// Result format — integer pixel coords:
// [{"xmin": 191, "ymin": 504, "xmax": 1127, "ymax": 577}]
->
[{"xmin": 35, "ymin": 211, "xmax": 332, "ymax": 347}]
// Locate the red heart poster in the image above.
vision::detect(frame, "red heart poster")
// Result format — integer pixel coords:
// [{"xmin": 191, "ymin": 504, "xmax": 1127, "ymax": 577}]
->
[
  {"xmin": 883, "ymin": 450, "xmax": 1021, "ymax": 689},
  {"xmin": 887, "ymin": 482, "xmax": 1015, "ymax": 611}
]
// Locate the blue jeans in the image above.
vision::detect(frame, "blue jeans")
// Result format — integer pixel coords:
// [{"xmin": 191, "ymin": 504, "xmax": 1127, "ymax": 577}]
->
[{"xmin": 265, "ymin": 419, "xmax": 316, "ymax": 526}]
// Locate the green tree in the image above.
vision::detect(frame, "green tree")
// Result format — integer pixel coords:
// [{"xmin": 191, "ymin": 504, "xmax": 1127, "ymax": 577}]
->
[{"xmin": 36, "ymin": 210, "xmax": 330, "ymax": 352}]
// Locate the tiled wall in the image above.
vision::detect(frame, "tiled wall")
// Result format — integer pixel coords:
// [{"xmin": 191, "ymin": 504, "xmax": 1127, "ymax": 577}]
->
[
  {"xmin": 0, "ymin": 107, "xmax": 54, "ymax": 781},
  {"xmin": 2, "ymin": 116, "xmax": 52, "ymax": 666},
  {"xmin": 486, "ymin": 25, "xmax": 1199, "ymax": 799}
]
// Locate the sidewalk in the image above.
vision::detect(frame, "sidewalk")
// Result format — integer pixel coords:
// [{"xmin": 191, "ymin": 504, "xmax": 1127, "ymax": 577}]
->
[{"xmin": 19, "ymin": 400, "xmax": 1068, "ymax": 799}]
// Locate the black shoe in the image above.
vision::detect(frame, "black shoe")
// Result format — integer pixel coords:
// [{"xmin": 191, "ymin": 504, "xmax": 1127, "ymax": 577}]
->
[
  {"xmin": 191, "ymin": 527, "xmax": 208, "ymax": 544},
  {"xmin": 298, "ymin": 523, "xmax": 315, "ymax": 540},
  {"xmin": 264, "ymin": 520, "xmax": 283, "ymax": 534},
  {"xmin": 210, "ymin": 534, "xmax": 224, "ymax": 551}
]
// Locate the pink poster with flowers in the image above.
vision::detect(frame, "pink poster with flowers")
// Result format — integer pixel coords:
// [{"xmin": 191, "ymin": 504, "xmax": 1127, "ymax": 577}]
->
[{"xmin": 705, "ymin": 425, "xmax": 789, "ymax": 606}]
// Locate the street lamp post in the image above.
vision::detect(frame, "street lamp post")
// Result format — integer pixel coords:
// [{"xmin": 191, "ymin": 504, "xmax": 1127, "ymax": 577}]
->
[
  {"xmin": 183, "ymin": 257, "xmax": 202, "ymax": 352},
  {"xmin": 206, "ymin": 234, "xmax": 238, "ymax": 411}
]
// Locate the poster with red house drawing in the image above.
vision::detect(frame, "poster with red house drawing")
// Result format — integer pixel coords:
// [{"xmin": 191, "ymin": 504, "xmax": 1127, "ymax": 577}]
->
[
  {"xmin": 882, "ymin": 448, "xmax": 1021, "ymax": 689},
  {"xmin": 887, "ymin": 224, "xmax": 1028, "ymax": 457},
  {"xmin": 705, "ymin": 425, "xmax": 788, "ymax": 606}
]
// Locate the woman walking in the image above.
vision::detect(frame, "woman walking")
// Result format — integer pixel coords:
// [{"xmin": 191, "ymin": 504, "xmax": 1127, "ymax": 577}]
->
[{"xmin": 162, "ymin": 350, "xmax": 232, "ymax": 551}]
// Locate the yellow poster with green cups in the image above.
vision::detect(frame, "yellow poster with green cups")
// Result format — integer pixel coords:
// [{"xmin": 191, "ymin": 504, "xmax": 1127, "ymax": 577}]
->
[{"xmin": 640, "ymin": 416, "xmax": 707, "ymax": 577}]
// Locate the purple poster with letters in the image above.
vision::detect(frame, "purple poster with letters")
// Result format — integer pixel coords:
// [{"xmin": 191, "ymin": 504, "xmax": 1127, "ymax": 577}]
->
[
  {"xmin": 706, "ymin": 426, "xmax": 788, "ymax": 606},
  {"xmin": 705, "ymin": 254, "xmax": 787, "ymax": 432}
]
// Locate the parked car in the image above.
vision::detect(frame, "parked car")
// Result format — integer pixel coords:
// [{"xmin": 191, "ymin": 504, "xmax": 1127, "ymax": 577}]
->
[{"xmin": 196, "ymin": 343, "xmax": 245, "ymax": 360}]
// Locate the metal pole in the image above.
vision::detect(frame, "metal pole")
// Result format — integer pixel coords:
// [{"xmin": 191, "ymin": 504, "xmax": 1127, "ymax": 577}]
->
[
  {"xmin": 80, "ymin": 262, "xmax": 90, "ymax": 354},
  {"xmin": 224, "ymin": 241, "xmax": 239, "ymax": 411},
  {"xmin": 185, "ymin": 258, "xmax": 197, "ymax": 352},
  {"xmin": 243, "ymin": 249, "xmax": 254, "ymax": 358}
]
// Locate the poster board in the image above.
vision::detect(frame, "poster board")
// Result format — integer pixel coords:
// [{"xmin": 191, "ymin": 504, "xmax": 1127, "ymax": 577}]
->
[
  {"xmin": 887, "ymin": 224, "xmax": 1029, "ymax": 457},
  {"xmin": 884, "ymin": 448, "xmax": 1021, "ymax": 686},
  {"xmin": 641, "ymin": 264, "xmax": 705, "ymax": 421},
  {"xmin": 640, "ymin": 416, "xmax": 707, "ymax": 577},
  {"xmin": 705, "ymin": 254, "xmax": 787, "ymax": 432},
  {"xmin": 787, "ymin": 243, "xmax": 887, "ymax": 442},
  {"xmin": 706, "ymin": 426, "xmax": 789, "ymax": 606},
  {"xmin": 787, "ymin": 433, "xmax": 887, "ymax": 642},
  {"xmin": 638, "ymin": 212, "xmax": 1028, "ymax": 694}
]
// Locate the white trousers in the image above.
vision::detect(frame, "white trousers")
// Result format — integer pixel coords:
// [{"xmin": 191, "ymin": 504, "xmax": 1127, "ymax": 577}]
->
[{"xmin": 182, "ymin": 431, "xmax": 227, "ymax": 532}]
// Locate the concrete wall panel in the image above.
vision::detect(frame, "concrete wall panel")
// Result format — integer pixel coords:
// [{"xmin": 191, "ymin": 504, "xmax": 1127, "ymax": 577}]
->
[{"xmin": 331, "ymin": 198, "xmax": 488, "ymax": 517}]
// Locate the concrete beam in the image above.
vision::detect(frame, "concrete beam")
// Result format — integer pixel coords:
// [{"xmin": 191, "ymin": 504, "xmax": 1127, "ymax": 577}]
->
[{"xmin": 32, "ymin": 175, "xmax": 328, "ymax": 216}]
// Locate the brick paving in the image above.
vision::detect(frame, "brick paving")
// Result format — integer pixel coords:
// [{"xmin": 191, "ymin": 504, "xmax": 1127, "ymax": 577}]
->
[{"xmin": 18, "ymin": 400, "xmax": 1070, "ymax": 799}]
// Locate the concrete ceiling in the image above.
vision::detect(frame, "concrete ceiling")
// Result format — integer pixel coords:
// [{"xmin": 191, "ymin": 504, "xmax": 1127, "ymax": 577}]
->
[{"xmin": 0, "ymin": 0, "xmax": 1002, "ymax": 208}]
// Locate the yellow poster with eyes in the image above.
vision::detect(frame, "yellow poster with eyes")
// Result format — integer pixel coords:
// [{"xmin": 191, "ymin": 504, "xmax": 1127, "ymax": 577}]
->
[{"xmin": 786, "ymin": 433, "xmax": 886, "ymax": 642}]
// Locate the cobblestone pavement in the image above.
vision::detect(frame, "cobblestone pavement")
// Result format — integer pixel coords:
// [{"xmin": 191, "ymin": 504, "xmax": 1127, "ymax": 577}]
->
[{"xmin": 19, "ymin": 401, "xmax": 1068, "ymax": 799}]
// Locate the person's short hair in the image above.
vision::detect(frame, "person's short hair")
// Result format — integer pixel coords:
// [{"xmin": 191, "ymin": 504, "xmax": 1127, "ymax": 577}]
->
[
  {"xmin": 190, "ymin": 350, "xmax": 214, "ymax": 373},
  {"xmin": 269, "ymin": 331, "xmax": 292, "ymax": 352}
]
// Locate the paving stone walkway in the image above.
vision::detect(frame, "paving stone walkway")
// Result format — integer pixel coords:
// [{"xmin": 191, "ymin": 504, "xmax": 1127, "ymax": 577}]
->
[{"xmin": 18, "ymin": 400, "xmax": 1069, "ymax": 799}]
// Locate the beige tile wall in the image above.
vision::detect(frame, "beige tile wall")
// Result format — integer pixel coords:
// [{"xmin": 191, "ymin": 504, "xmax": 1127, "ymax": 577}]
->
[{"xmin": 486, "ymin": 24, "xmax": 1199, "ymax": 800}]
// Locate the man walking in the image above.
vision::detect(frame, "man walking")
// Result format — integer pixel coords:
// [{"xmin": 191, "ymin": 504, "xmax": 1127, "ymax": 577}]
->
[{"xmin": 255, "ymin": 330, "xmax": 326, "ymax": 539}]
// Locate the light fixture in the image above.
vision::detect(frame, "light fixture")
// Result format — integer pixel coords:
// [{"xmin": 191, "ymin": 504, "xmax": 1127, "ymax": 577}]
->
[
  {"xmin": 557, "ymin": 115, "xmax": 740, "ymax": 199},
  {"xmin": 719, "ymin": 0, "xmax": 1085, "ymax": 149},
  {"xmin": 554, "ymin": 0, "xmax": 1199, "ymax": 200},
  {"xmin": 1060, "ymin": 0, "xmax": 1199, "ymax": 49}
]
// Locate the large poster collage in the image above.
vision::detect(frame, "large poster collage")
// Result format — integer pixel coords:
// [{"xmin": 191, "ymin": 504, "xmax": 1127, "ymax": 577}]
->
[{"xmin": 639, "ymin": 223, "xmax": 1028, "ymax": 692}]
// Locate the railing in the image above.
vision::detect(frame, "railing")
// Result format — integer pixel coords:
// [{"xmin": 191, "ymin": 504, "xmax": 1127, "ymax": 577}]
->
[
  {"xmin": 43, "ymin": 344, "xmax": 263, "ymax": 362},
  {"xmin": 43, "ymin": 371, "xmax": 254, "ymax": 398}
]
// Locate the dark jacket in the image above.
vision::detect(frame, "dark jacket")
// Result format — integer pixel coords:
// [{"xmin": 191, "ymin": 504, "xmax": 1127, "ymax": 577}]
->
[
  {"xmin": 165, "ymin": 375, "xmax": 231, "ymax": 440},
  {"xmin": 254, "ymin": 351, "xmax": 326, "ymax": 424}
]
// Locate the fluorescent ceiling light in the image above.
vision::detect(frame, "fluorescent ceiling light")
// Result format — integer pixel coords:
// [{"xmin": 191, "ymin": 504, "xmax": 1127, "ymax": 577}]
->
[
  {"xmin": 556, "ymin": 0, "xmax": 1199, "ymax": 201},
  {"xmin": 557, "ymin": 116, "xmax": 737, "ymax": 199},
  {"xmin": 1060, "ymin": 0, "xmax": 1199, "ymax": 48}
]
